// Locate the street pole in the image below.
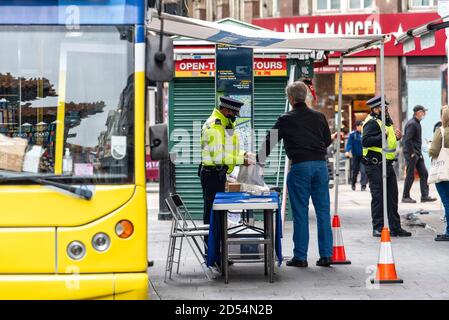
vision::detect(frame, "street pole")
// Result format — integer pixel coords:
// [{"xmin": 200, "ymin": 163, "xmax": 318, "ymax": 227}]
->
[
  {"xmin": 380, "ymin": 40, "xmax": 389, "ymax": 229},
  {"xmin": 334, "ymin": 55, "xmax": 344, "ymax": 216},
  {"xmin": 157, "ymin": 81, "xmax": 174, "ymax": 220}
]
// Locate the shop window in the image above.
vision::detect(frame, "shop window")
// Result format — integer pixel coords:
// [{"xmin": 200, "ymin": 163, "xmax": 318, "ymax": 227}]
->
[
  {"xmin": 409, "ymin": 0, "xmax": 436, "ymax": 9},
  {"xmin": 316, "ymin": 0, "xmax": 341, "ymax": 11},
  {"xmin": 349, "ymin": 0, "xmax": 374, "ymax": 10}
]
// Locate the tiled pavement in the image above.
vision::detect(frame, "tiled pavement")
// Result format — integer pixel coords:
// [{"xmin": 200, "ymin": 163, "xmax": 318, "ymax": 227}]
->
[{"xmin": 146, "ymin": 182, "xmax": 449, "ymax": 300}]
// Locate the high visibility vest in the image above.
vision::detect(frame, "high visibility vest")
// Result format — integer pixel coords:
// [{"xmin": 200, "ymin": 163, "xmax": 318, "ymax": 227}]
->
[
  {"xmin": 362, "ymin": 115, "xmax": 397, "ymax": 161},
  {"xmin": 201, "ymin": 108, "xmax": 245, "ymax": 173}
]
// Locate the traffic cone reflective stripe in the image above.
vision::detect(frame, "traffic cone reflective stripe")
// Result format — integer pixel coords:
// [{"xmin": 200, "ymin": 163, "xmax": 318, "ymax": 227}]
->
[
  {"xmin": 371, "ymin": 227, "xmax": 403, "ymax": 284},
  {"xmin": 330, "ymin": 215, "xmax": 351, "ymax": 265}
]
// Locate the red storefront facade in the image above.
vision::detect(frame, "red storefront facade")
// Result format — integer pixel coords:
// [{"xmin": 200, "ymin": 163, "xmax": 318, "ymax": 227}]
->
[
  {"xmin": 252, "ymin": 12, "xmax": 447, "ymax": 130},
  {"xmin": 253, "ymin": 12, "xmax": 447, "ymax": 175}
]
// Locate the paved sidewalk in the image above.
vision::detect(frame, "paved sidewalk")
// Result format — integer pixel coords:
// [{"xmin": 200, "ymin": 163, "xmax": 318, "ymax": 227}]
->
[{"xmin": 147, "ymin": 181, "xmax": 449, "ymax": 300}]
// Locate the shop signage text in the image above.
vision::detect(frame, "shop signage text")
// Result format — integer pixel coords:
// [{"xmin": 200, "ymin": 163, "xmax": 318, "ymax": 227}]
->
[
  {"xmin": 252, "ymin": 12, "xmax": 446, "ymax": 56},
  {"xmin": 175, "ymin": 58, "xmax": 287, "ymax": 77},
  {"xmin": 315, "ymin": 65, "xmax": 375, "ymax": 74}
]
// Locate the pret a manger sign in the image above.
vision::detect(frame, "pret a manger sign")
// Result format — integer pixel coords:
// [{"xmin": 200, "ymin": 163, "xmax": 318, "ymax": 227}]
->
[
  {"xmin": 253, "ymin": 12, "xmax": 446, "ymax": 56},
  {"xmin": 175, "ymin": 58, "xmax": 287, "ymax": 77}
]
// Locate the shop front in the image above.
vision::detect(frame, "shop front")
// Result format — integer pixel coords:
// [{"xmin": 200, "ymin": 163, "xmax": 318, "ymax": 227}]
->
[
  {"xmin": 253, "ymin": 12, "xmax": 447, "ymax": 127},
  {"xmin": 253, "ymin": 12, "xmax": 448, "ymax": 173}
]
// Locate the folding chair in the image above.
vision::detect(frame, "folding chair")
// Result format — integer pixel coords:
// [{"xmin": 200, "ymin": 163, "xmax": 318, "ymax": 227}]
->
[{"xmin": 164, "ymin": 194, "xmax": 211, "ymax": 281}]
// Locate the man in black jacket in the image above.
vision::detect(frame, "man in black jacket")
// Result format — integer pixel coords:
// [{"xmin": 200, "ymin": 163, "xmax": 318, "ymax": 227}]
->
[
  {"xmin": 362, "ymin": 96, "xmax": 411, "ymax": 237},
  {"xmin": 258, "ymin": 81, "xmax": 333, "ymax": 268},
  {"xmin": 402, "ymin": 105, "xmax": 436, "ymax": 203}
]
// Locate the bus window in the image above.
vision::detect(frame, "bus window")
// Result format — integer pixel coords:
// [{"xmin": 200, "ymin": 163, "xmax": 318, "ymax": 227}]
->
[{"xmin": 0, "ymin": 26, "xmax": 134, "ymax": 184}]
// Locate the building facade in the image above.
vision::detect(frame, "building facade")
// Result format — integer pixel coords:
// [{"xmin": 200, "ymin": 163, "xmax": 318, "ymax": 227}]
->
[{"xmin": 188, "ymin": 0, "xmax": 446, "ymax": 175}]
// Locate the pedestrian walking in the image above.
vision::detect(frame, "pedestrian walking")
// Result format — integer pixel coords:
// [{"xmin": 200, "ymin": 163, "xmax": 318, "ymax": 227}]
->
[
  {"xmin": 402, "ymin": 105, "xmax": 437, "ymax": 203},
  {"xmin": 429, "ymin": 106, "xmax": 449, "ymax": 241},
  {"xmin": 200, "ymin": 96, "xmax": 253, "ymax": 248},
  {"xmin": 345, "ymin": 120, "xmax": 368, "ymax": 191},
  {"xmin": 257, "ymin": 81, "xmax": 333, "ymax": 268},
  {"xmin": 362, "ymin": 96, "xmax": 412, "ymax": 237}
]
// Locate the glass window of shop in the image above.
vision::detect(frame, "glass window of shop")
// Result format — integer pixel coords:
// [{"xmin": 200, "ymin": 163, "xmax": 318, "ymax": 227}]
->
[
  {"xmin": 313, "ymin": 72, "xmax": 374, "ymax": 133},
  {"xmin": 0, "ymin": 26, "xmax": 134, "ymax": 184},
  {"xmin": 349, "ymin": 0, "xmax": 374, "ymax": 9},
  {"xmin": 317, "ymin": 0, "xmax": 341, "ymax": 11},
  {"xmin": 409, "ymin": 0, "xmax": 436, "ymax": 8}
]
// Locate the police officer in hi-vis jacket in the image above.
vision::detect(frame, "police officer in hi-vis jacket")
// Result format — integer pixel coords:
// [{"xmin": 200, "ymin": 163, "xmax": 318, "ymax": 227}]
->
[
  {"xmin": 362, "ymin": 95, "xmax": 412, "ymax": 238},
  {"xmin": 200, "ymin": 96, "xmax": 253, "ymax": 243}
]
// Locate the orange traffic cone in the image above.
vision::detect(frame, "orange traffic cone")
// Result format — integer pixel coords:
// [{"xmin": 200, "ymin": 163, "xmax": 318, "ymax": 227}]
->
[
  {"xmin": 330, "ymin": 214, "xmax": 351, "ymax": 265},
  {"xmin": 371, "ymin": 227, "xmax": 403, "ymax": 284}
]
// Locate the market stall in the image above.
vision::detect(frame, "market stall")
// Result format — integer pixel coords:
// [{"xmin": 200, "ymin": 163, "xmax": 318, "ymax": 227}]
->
[{"xmin": 147, "ymin": 9, "xmax": 387, "ymax": 233}]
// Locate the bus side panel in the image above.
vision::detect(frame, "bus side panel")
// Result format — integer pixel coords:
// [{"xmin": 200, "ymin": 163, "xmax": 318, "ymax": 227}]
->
[
  {"xmin": 57, "ymin": 186, "xmax": 147, "ymax": 274},
  {"xmin": 0, "ymin": 228, "xmax": 55, "ymax": 273}
]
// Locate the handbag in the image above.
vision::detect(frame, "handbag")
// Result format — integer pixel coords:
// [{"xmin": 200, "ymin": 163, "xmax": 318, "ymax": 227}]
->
[{"xmin": 428, "ymin": 127, "xmax": 449, "ymax": 184}]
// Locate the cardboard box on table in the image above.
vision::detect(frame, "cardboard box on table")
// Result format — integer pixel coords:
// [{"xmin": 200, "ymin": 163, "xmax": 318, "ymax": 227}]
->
[{"xmin": 0, "ymin": 134, "xmax": 28, "ymax": 172}]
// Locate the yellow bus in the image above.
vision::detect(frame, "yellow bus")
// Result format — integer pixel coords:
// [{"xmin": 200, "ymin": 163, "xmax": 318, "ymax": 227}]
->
[{"xmin": 0, "ymin": 0, "xmax": 149, "ymax": 299}]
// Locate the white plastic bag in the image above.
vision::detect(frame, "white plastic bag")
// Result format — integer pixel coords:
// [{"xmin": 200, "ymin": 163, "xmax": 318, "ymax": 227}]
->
[
  {"xmin": 237, "ymin": 164, "xmax": 265, "ymax": 187},
  {"xmin": 429, "ymin": 127, "xmax": 449, "ymax": 184}
]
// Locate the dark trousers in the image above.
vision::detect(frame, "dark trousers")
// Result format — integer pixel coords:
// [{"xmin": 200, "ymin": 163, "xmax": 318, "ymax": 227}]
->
[
  {"xmin": 200, "ymin": 167, "xmax": 227, "ymax": 247},
  {"xmin": 403, "ymin": 156, "xmax": 429, "ymax": 199},
  {"xmin": 351, "ymin": 155, "xmax": 368, "ymax": 187},
  {"xmin": 365, "ymin": 163, "xmax": 402, "ymax": 231}
]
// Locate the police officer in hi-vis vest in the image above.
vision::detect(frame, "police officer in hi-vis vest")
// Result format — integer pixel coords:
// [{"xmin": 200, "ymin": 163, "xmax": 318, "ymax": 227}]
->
[
  {"xmin": 362, "ymin": 96, "xmax": 412, "ymax": 238},
  {"xmin": 200, "ymin": 96, "xmax": 254, "ymax": 242}
]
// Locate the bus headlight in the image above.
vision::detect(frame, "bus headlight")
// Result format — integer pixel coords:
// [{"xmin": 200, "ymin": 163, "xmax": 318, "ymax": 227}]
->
[
  {"xmin": 92, "ymin": 233, "xmax": 110, "ymax": 252},
  {"xmin": 115, "ymin": 220, "xmax": 134, "ymax": 239},
  {"xmin": 67, "ymin": 241, "xmax": 86, "ymax": 260}
]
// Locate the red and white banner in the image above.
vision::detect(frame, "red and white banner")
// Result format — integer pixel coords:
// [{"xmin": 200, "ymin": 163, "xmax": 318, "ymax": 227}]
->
[{"xmin": 253, "ymin": 12, "xmax": 446, "ymax": 56}]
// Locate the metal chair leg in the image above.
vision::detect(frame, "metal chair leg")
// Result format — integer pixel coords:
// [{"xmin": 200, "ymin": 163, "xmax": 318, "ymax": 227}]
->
[
  {"xmin": 169, "ymin": 236, "xmax": 177, "ymax": 280},
  {"xmin": 164, "ymin": 221, "xmax": 176, "ymax": 282},
  {"xmin": 176, "ymin": 237, "xmax": 184, "ymax": 274}
]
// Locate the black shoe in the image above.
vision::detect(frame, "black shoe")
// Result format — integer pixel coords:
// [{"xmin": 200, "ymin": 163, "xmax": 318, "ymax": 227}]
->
[
  {"xmin": 351, "ymin": 185, "xmax": 356, "ymax": 191},
  {"xmin": 286, "ymin": 258, "xmax": 308, "ymax": 268},
  {"xmin": 391, "ymin": 228, "xmax": 412, "ymax": 237},
  {"xmin": 361, "ymin": 186, "xmax": 366, "ymax": 191},
  {"xmin": 421, "ymin": 196, "xmax": 437, "ymax": 203},
  {"xmin": 316, "ymin": 257, "xmax": 332, "ymax": 267},
  {"xmin": 435, "ymin": 234, "xmax": 449, "ymax": 241},
  {"xmin": 402, "ymin": 197, "xmax": 417, "ymax": 203},
  {"xmin": 372, "ymin": 229, "xmax": 382, "ymax": 237}
]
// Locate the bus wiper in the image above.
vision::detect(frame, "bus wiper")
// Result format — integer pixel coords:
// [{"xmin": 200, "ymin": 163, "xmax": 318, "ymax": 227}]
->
[{"xmin": 0, "ymin": 174, "xmax": 93, "ymax": 200}]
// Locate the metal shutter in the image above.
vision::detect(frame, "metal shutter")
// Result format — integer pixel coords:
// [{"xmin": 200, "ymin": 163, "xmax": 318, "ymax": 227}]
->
[{"xmin": 169, "ymin": 76, "xmax": 288, "ymax": 220}]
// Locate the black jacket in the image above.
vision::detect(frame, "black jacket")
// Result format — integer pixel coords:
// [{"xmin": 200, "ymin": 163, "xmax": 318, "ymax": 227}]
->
[
  {"xmin": 257, "ymin": 102, "xmax": 332, "ymax": 164},
  {"xmin": 361, "ymin": 112, "xmax": 395, "ymax": 161},
  {"xmin": 402, "ymin": 116, "xmax": 422, "ymax": 158}
]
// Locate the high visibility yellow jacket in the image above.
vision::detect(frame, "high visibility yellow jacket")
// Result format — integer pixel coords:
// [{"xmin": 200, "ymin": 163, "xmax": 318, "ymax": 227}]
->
[
  {"xmin": 362, "ymin": 114, "xmax": 397, "ymax": 160},
  {"xmin": 201, "ymin": 108, "xmax": 245, "ymax": 173}
]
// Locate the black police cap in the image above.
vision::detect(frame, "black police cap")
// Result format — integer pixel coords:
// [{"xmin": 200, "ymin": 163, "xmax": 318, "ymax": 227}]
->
[
  {"xmin": 367, "ymin": 95, "xmax": 390, "ymax": 109},
  {"xmin": 219, "ymin": 96, "xmax": 244, "ymax": 112}
]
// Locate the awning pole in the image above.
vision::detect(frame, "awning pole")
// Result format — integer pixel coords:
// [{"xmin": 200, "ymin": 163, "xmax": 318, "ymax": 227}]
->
[
  {"xmin": 277, "ymin": 64, "xmax": 296, "ymax": 187},
  {"xmin": 280, "ymin": 64, "xmax": 296, "ymax": 233},
  {"xmin": 334, "ymin": 54, "xmax": 344, "ymax": 216},
  {"xmin": 380, "ymin": 40, "xmax": 389, "ymax": 229}
]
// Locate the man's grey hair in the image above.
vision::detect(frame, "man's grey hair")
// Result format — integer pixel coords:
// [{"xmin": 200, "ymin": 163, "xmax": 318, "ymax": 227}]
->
[{"xmin": 285, "ymin": 81, "xmax": 309, "ymax": 104}]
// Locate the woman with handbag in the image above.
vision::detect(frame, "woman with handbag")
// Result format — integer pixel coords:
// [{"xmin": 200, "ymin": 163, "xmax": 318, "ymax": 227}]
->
[{"xmin": 429, "ymin": 106, "xmax": 449, "ymax": 241}]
